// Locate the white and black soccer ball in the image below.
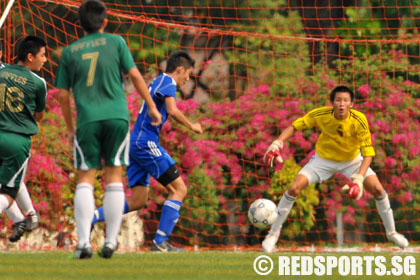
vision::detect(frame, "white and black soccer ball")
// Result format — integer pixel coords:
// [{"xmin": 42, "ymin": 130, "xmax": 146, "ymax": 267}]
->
[{"xmin": 248, "ymin": 198, "xmax": 278, "ymax": 229}]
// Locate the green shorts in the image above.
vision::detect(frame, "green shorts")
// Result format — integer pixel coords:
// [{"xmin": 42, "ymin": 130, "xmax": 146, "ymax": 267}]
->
[
  {"xmin": 74, "ymin": 119, "xmax": 129, "ymax": 170},
  {"xmin": 0, "ymin": 131, "xmax": 31, "ymax": 198}
]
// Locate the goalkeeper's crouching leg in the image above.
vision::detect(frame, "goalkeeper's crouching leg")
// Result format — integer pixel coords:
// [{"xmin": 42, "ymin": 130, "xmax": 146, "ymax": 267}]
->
[{"xmin": 375, "ymin": 193, "xmax": 409, "ymax": 248}]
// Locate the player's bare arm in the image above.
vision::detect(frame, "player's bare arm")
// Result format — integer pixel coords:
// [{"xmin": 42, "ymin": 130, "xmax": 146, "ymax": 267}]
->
[
  {"xmin": 277, "ymin": 125, "xmax": 296, "ymax": 143},
  {"xmin": 128, "ymin": 67, "xmax": 162, "ymax": 126},
  {"xmin": 165, "ymin": 96, "xmax": 202, "ymax": 134},
  {"xmin": 358, "ymin": 156, "xmax": 372, "ymax": 177},
  {"xmin": 57, "ymin": 88, "xmax": 75, "ymax": 142},
  {"xmin": 34, "ymin": 111, "xmax": 44, "ymax": 122}
]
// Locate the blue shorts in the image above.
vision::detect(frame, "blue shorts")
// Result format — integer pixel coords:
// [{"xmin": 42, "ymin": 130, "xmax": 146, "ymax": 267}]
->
[{"xmin": 127, "ymin": 140, "xmax": 176, "ymax": 187}]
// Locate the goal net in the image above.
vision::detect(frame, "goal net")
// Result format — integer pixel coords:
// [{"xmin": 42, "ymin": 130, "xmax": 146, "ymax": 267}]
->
[{"xmin": 0, "ymin": 0, "xmax": 418, "ymax": 250}]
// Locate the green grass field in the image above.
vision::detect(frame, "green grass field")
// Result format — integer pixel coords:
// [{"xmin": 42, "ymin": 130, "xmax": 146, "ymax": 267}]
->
[{"xmin": 0, "ymin": 250, "xmax": 418, "ymax": 280}]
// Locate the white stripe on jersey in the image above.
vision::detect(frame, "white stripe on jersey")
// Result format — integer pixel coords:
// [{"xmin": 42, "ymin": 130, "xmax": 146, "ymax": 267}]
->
[
  {"xmin": 138, "ymin": 100, "xmax": 145, "ymax": 114},
  {"xmin": 153, "ymin": 75, "xmax": 167, "ymax": 98},
  {"xmin": 74, "ymin": 137, "xmax": 89, "ymax": 170},
  {"xmin": 30, "ymin": 71, "xmax": 48, "ymax": 97},
  {"xmin": 114, "ymin": 130, "xmax": 130, "ymax": 166},
  {"xmin": 7, "ymin": 155, "xmax": 30, "ymax": 187},
  {"xmin": 147, "ymin": 141, "xmax": 162, "ymax": 157},
  {"xmin": 152, "ymin": 73, "xmax": 177, "ymax": 98}
]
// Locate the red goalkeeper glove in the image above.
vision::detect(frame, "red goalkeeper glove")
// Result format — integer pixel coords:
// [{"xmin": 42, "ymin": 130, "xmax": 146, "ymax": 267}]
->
[
  {"xmin": 263, "ymin": 140, "xmax": 283, "ymax": 167},
  {"xmin": 341, "ymin": 174, "xmax": 364, "ymax": 200}
]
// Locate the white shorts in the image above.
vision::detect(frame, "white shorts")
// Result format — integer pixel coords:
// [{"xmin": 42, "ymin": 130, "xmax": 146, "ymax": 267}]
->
[{"xmin": 298, "ymin": 153, "xmax": 376, "ymax": 186}]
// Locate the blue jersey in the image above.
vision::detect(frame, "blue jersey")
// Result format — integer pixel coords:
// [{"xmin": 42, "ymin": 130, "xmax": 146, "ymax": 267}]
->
[
  {"xmin": 131, "ymin": 73, "xmax": 176, "ymax": 144},
  {"xmin": 128, "ymin": 73, "xmax": 177, "ymax": 187}
]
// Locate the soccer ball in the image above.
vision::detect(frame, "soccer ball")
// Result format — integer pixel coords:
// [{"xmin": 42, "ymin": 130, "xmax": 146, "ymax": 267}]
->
[{"xmin": 248, "ymin": 198, "xmax": 278, "ymax": 229}]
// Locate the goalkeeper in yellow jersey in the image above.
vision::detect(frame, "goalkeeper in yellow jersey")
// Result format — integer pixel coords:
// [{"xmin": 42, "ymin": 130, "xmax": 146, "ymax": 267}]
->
[{"xmin": 262, "ymin": 85, "xmax": 409, "ymax": 252}]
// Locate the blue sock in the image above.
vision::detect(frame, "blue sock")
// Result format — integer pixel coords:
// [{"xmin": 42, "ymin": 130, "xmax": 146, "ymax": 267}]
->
[
  {"xmin": 154, "ymin": 199, "xmax": 182, "ymax": 244},
  {"xmin": 91, "ymin": 200, "xmax": 130, "ymax": 226}
]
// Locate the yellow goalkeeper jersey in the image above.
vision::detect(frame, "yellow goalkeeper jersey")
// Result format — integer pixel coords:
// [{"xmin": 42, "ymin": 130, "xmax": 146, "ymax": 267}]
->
[{"xmin": 292, "ymin": 106, "xmax": 375, "ymax": 161}]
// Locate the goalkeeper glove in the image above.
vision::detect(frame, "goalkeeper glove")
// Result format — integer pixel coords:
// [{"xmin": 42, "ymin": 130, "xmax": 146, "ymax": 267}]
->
[
  {"xmin": 263, "ymin": 140, "xmax": 283, "ymax": 167},
  {"xmin": 341, "ymin": 174, "xmax": 364, "ymax": 200}
]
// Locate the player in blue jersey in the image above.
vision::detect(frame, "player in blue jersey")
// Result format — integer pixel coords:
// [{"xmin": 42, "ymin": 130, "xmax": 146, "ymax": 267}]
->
[{"xmin": 91, "ymin": 50, "xmax": 202, "ymax": 251}]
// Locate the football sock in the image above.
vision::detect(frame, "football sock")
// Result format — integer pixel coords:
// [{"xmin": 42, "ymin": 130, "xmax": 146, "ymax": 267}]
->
[
  {"xmin": 269, "ymin": 191, "xmax": 296, "ymax": 236},
  {"xmin": 375, "ymin": 193, "xmax": 396, "ymax": 234},
  {"xmin": 103, "ymin": 183, "xmax": 125, "ymax": 247},
  {"xmin": 74, "ymin": 183, "xmax": 94, "ymax": 247},
  {"xmin": 0, "ymin": 194, "xmax": 10, "ymax": 214},
  {"xmin": 16, "ymin": 182, "xmax": 36, "ymax": 216},
  {"xmin": 92, "ymin": 200, "xmax": 129, "ymax": 226},
  {"xmin": 5, "ymin": 201, "xmax": 25, "ymax": 223},
  {"xmin": 154, "ymin": 199, "xmax": 182, "ymax": 244}
]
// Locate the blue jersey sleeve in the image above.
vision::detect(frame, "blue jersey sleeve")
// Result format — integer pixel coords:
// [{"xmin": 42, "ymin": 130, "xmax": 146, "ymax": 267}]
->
[{"xmin": 153, "ymin": 75, "xmax": 177, "ymax": 100}]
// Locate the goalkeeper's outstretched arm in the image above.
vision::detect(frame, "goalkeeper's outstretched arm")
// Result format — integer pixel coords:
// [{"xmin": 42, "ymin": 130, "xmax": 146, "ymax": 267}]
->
[
  {"xmin": 276, "ymin": 125, "xmax": 296, "ymax": 143},
  {"xmin": 263, "ymin": 125, "xmax": 296, "ymax": 167}
]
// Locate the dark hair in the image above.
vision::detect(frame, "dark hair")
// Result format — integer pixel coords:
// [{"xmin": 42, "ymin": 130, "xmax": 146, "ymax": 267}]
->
[
  {"xmin": 329, "ymin": 85, "xmax": 354, "ymax": 102},
  {"xmin": 79, "ymin": 0, "xmax": 107, "ymax": 33},
  {"xmin": 166, "ymin": 50, "xmax": 195, "ymax": 73},
  {"xmin": 17, "ymin": 35, "xmax": 46, "ymax": 62}
]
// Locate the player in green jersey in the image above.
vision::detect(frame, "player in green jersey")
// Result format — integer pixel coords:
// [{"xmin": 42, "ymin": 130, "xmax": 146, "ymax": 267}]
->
[
  {"xmin": 0, "ymin": 35, "xmax": 47, "ymax": 241},
  {"xmin": 56, "ymin": 0, "xmax": 161, "ymax": 259},
  {"xmin": 0, "ymin": 39, "xmax": 40, "ymax": 242},
  {"xmin": 0, "ymin": 41, "xmax": 7, "ymax": 69}
]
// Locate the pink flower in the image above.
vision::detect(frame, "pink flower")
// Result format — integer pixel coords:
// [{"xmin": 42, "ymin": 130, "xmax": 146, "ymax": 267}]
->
[
  {"xmin": 232, "ymin": 141, "xmax": 244, "ymax": 151},
  {"xmin": 403, "ymin": 80, "xmax": 416, "ymax": 86},
  {"xmin": 326, "ymin": 80, "xmax": 337, "ymax": 89},
  {"xmin": 389, "ymin": 176, "xmax": 403, "ymax": 190},
  {"xmin": 373, "ymin": 120, "xmax": 391, "ymax": 133},
  {"xmin": 355, "ymin": 199, "xmax": 368, "ymax": 208},
  {"xmin": 304, "ymin": 83, "xmax": 319, "ymax": 95},
  {"xmin": 201, "ymin": 60, "xmax": 212, "ymax": 70},
  {"xmin": 409, "ymin": 146, "xmax": 420, "ymax": 158},
  {"xmin": 357, "ymin": 84, "xmax": 371, "ymax": 98},
  {"xmin": 147, "ymin": 201, "xmax": 158, "ymax": 212},
  {"xmin": 408, "ymin": 169, "xmax": 420, "ymax": 182},
  {"xmin": 384, "ymin": 157, "xmax": 396, "ymax": 168},
  {"xmin": 238, "ymin": 215, "xmax": 246, "ymax": 224},
  {"xmin": 347, "ymin": 206, "xmax": 355, "ymax": 216},
  {"xmin": 327, "ymin": 209, "xmax": 336, "ymax": 220},
  {"xmin": 392, "ymin": 134, "xmax": 408, "ymax": 147},
  {"xmin": 250, "ymin": 85, "xmax": 270, "ymax": 95},
  {"xmin": 177, "ymin": 99, "xmax": 198, "ymax": 113},
  {"xmin": 343, "ymin": 214, "xmax": 355, "ymax": 225},
  {"xmin": 402, "ymin": 191, "xmax": 412, "ymax": 203},
  {"xmin": 47, "ymin": 88, "xmax": 59, "ymax": 97}
]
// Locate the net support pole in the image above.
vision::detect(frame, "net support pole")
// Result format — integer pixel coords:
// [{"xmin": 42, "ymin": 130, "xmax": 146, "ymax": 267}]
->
[
  {"xmin": 0, "ymin": 0, "xmax": 16, "ymax": 30},
  {"xmin": 336, "ymin": 212, "xmax": 343, "ymax": 247}
]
